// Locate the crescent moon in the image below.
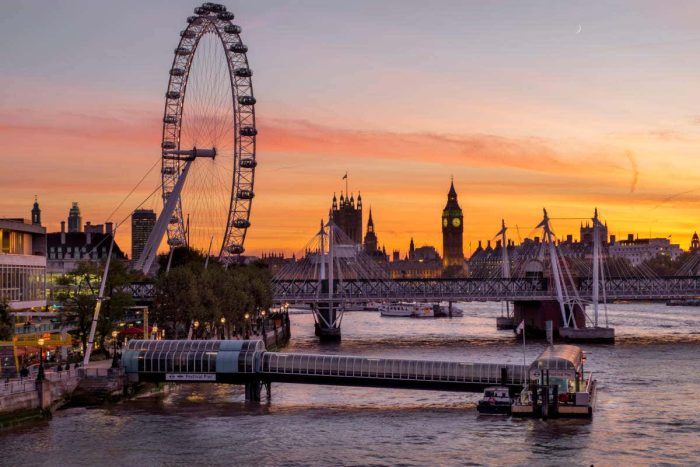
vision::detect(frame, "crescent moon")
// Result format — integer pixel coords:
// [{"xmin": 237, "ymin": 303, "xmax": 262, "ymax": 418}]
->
[{"xmin": 576, "ymin": 24, "xmax": 582, "ymax": 34}]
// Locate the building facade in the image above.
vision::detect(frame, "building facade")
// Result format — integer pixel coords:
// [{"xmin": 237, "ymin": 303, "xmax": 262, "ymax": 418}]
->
[
  {"xmin": 442, "ymin": 180, "xmax": 464, "ymax": 269},
  {"xmin": 331, "ymin": 192, "xmax": 362, "ymax": 244},
  {"xmin": 608, "ymin": 234, "xmax": 682, "ymax": 266},
  {"xmin": 0, "ymin": 214, "xmax": 47, "ymax": 310},
  {"xmin": 132, "ymin": 209, "xmax": 156, "ymax": 262},
  {"xmin": 47, "ymin": 221, "xmax": 126, "ymax": 274},
  {"xmin": 68, "ymin": 202, "xmax": 82, "ymax": 233}
]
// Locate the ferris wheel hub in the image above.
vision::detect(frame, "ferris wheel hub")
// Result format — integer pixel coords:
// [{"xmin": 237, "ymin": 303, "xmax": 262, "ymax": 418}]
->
[{"xmin": 163, "ymin": 147, "xmax": 217, "ymax": 161}]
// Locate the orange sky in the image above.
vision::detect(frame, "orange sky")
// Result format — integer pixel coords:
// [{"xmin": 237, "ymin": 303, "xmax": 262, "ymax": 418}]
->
[{"xmin": 3, "ymin": 2, "xmax": 700, "ymax": 258}]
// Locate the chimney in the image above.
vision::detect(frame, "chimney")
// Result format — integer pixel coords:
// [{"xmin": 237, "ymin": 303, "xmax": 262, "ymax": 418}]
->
[
  {"xmin": 60, "ymin": 221, "xmax": 66, "ymax": 244},
  {"xmin": 627, "ymin": 233, "xmax": 634, "ymax": 242},
  {"xmin": 105, "ymin": 222, "xmax": 113, "ymax": 235},
  {"xmin": 85, "ymin": 221, "xmax": 91, "ymax": 232}
]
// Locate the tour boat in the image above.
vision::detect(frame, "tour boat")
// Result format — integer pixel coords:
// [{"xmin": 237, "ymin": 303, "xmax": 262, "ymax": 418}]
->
[
  {"xmin": 379, "ymin": 302, "xmax": 427, "ymax": 317},
  {"xmin": 363, "ymin": 301, "xmax": 383, "ymax": 311},
  {"xmin": 477, "ymin": 386, "xmax": 512, "ymax": 414},
  {"xmin": 379, "ymin": 302, "xmax": 462, "ymax": 318}
]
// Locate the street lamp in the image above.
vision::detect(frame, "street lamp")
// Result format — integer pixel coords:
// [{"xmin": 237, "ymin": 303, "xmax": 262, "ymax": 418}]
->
[
  {"xmin": 111, "ymin": 330, "xmax": 119, "ymax": 368},
  {"xmin": 152, "ymin": 324, "xmax": 158, "ymax": 340},
  {"xmin": 193, "ymin": 320, "xmax": 200, "ymax": 340},
  {"xmin": 37, "ymin": 337, "xmax": 45, "ymax": 381},
  {"xmin": 244, "ymin": 313, "xmax": 250, "ymax": 339}
]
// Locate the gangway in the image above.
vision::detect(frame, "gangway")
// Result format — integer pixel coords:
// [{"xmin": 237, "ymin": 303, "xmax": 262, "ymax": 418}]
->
[{"xmin": 122, "ymin": 340, "xmax": 529, "ymax": 401}]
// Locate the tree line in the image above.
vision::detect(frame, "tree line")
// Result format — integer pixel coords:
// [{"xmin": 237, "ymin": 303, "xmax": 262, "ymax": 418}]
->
[{"xmin": 152, "ymin": 247, "xmax": 273, "ymax": 339}]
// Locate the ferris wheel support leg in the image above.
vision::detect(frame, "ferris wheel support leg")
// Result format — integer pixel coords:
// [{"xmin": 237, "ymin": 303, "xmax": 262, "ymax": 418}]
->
[{"xmin": 134, "ymin": 161, "xmax": 193, "ymax": 274}]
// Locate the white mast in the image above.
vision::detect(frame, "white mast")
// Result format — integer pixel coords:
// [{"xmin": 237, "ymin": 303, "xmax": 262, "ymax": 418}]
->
[
  {"xmin": 592, "ymin": 208, "xmax": 602, "ymax": 328},
  {"xmin": 537, "ymin": 209, "xmax": 568, "ymax": 326},
  {"xmin": 83, "ymin": 234, "xmax": 115, "ymax": 366},
  {"xmin": 498, "ymin": 219, "xmax": 510, "ymax": 279}
]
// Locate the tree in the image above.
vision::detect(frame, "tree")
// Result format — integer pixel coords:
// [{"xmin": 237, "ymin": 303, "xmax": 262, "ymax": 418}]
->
[
  {"xmin": 0, "ymin": 300, "xmax": 13, "ymax": 341},
  {"xmin": 153, "ymin": 266, "xmax": 202, "ymax": 338}
]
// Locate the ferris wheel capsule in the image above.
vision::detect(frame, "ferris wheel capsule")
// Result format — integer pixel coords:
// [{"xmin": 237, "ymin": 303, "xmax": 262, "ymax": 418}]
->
[
  {"xmin": 217, "ymin": 12, "xmax": 234, "ymax": 21},
  {"xmin": 234, "ymin": 68, "xmax": 252, "ymax": 78},
  {"xmin": 240, "ymin": 126, "xmax": 257, "ymax": 137},
  {"xmin": 224, "ymin": 24, "xmax": 242, "ymax": 34},
  {"xmin": 238, "ymin": 96, "xmax": 256, "ymax": 106},
  {"xmin": 240, "ymin": 158, "xmax": 257, "ymax": 168},
  {"xmin": 226, "ymin": 244, "xmax": 245, "ymax": 254},
  {"xmin": 229, "ymin": 43, "xmax": 248, "ymax": 54}
]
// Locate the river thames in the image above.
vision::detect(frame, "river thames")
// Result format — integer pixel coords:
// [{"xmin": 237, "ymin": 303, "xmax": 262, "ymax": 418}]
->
[{"xmin": 2, "ymin": 303, "xmax": 699, "ymax": 466}]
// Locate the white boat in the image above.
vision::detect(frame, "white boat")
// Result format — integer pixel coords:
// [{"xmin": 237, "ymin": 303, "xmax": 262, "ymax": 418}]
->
[
  {"xmin": 379, "ymin": 302, "xmax": 463, "ymax": 318},
  {"xmin": 477, "ymin": 386, "xmax": 512, "ymax": 415},
  {"xmin": 379, "ymin": 302, "xmax": 432, "ymax": 318}
]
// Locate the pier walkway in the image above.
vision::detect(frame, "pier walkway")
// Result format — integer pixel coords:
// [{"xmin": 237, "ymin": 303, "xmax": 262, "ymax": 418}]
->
[{"xmin": 122, "ymin": 340, "xmax": 529, "ymax": 398}]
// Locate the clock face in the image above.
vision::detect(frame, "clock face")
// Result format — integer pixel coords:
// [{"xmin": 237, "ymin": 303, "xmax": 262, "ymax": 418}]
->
[
  {"xmin": 452, "ymin": 217, "xmax": 461, "ymax": 228},
  {"xmin": 443, "ymin": 218, "xmax": 448, "ymax": 227}
]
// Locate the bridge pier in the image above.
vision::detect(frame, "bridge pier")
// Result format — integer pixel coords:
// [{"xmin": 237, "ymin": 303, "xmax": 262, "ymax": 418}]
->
[
  {"xmin": 313, "ymin": 302, "xmax": 342, "ymax": 342},
  {"xmin": 244, "ymin": 380, "xmax": 262, "ymax": 402},
  {"xmin": 513, "ymin": 300, "xmax": 614, "ymax": 343},
  {"xmin": 512, "ymin": 300, "xmax": 585, "ymax": 337}
]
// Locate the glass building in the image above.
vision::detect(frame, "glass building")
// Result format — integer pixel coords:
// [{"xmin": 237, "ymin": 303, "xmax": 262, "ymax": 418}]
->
[{"xmin": 0, "ymin": 218, "xmax": 47, "ymax": 310}]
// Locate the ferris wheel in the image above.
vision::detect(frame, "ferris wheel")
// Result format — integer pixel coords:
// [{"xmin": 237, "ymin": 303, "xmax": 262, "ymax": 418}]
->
[{"xmin": 144, "ymin": 3, "xmax": 257, "ymax": 269}]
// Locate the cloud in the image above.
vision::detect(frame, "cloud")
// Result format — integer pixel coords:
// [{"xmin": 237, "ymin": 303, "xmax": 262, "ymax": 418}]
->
[{"xmin": 256, "ymin": 118, "xmax": 626, "ymax": 179}]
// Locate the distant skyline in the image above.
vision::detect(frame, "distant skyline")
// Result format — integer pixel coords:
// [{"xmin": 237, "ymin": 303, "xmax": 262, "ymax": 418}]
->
[{"xmin": 3, "ymin": 1, "xmax": 700, "ymax": 255}]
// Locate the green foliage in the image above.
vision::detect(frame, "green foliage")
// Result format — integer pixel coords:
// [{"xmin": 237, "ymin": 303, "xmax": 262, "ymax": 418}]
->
[
  {"xmin": 0, "ymin": 300, "xmax": 13, "ymax": 341},
  {"xmin": 55, "ymin": 259, "xmax": 137, "ymax": 351},
  {"xmin": 153, "ymin": 247, "xmax": 272, "ymax": 338}
]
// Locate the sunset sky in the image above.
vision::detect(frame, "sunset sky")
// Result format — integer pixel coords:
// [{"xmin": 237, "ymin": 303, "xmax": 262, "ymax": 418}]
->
[{"xmin": 3, "ymin": 1, "xmax": 700, "ymax": 257}]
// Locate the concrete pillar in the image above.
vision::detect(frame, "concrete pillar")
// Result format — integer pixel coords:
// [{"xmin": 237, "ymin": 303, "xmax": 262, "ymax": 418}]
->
[
  {"xmin": 314, "ymin": 302, "xmax": 341, "ymax": 342},
  {"xmin": 244, "ymin": 380, "xmax": 261, "ymax": 402},
  {"xmin": 36, "ymin": 379, "xmax": 53, "ymax": 410}
]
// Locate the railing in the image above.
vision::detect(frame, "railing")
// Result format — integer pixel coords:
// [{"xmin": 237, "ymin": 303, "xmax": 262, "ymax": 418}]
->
[
  {"xmin": 261, "ymin": 352, "xmax": 529, "ymax": 386},
  {"xmin": 0, "ymin": 379, "xmax": 37, "ymax": 396},
  {"xmin": 80, "ymin": 367, "xmax": 122, "ymax": 379},
  {"xmin": 14, "ymin": 322, "xmax": 68, "ymax": 335}
]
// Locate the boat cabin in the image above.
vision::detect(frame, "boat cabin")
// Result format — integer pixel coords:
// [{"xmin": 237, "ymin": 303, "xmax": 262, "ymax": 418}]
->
[{"xmin": 529, "ymin": 345, "xmax": 585, "ymax": 395}]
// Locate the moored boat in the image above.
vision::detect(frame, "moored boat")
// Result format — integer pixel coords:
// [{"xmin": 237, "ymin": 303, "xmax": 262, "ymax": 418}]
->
[{"xmin": 477, "ymin": 386, "xmax": 512, "ymax": 414}]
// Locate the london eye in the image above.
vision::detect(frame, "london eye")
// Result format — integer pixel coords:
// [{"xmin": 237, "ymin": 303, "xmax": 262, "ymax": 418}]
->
[{"xmin": 160, "ymin": 3, "xmax": 257, "ymax": 263}]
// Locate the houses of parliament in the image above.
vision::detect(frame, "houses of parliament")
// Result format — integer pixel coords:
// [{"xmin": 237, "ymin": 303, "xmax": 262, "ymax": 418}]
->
[
  {"xmin": 262, "ymin": 180, "xmax": 466, "ymax": 278},
  {"xmin": 328, "ymin": 181, "xmax": 465, "ymax": 278}
]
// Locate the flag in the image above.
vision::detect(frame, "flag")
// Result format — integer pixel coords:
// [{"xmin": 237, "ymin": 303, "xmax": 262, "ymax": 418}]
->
[
  {"xmin": 342, "ymin": 172, "xmax": 347, "ymax": 180},
  {"xmin": 516, "ymin": 320, "xmax": 525, "ymax": 334}
]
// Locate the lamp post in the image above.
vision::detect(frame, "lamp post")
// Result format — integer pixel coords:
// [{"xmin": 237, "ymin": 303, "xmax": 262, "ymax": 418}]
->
[
  {"xmin": 111, "ymin": 330, "xmax": 119, "ymax": 368},
  {"xmin": 220, "ymin": 316, "xmax": 226, "ymax": 339},
  {"xmin": 244, "ymin": 313, "xmax": 250, "ymax": 339},
  {"xmin": 193, "ymin": 320, "xmax": 200, "ymax": 339},
  {"xmin": 37, "ymin": 337, "xmax": 45, "ymax": 381},
  {"xmin": 152, "ymin": 324, "xmax": 158, "ymax": 340}
]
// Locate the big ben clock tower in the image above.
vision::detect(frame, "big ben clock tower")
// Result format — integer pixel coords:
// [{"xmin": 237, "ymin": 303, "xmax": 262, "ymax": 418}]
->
[{"xmin": 442, "ymin": 179, "xmax": 464, "ymax": 270}]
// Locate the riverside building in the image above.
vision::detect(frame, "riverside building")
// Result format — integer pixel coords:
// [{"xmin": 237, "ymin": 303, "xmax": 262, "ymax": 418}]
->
[{"xmin": 0, "ymin": 199, "xmax": 47, "ymax": 310}]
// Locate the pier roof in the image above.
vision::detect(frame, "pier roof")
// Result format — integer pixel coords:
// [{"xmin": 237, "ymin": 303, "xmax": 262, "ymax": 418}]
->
[{"xmin": 532, "ymin": 345, "xmax": 583, "ymax": 372}]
